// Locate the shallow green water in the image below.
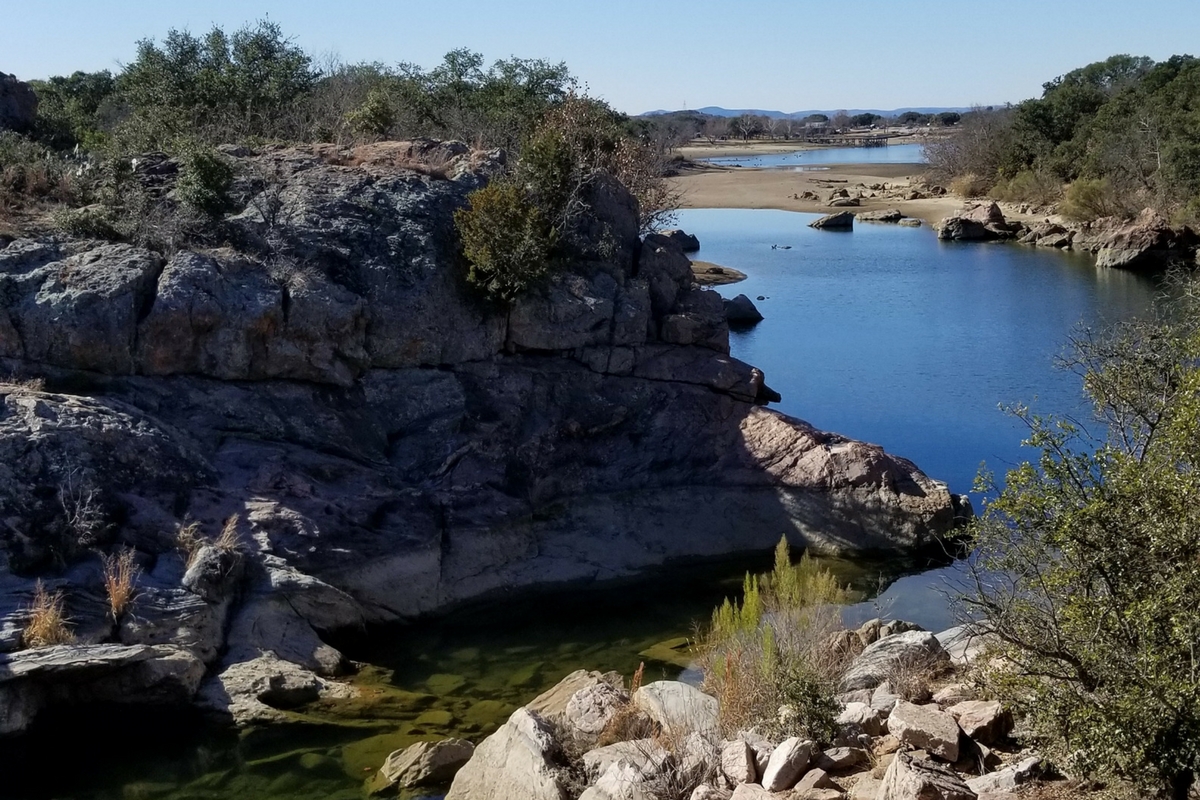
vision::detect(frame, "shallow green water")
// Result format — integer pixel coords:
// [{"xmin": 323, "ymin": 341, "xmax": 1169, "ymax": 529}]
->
[{"xmin": 5, "ymin": 554, "xmax": 934, "ymax": 800}]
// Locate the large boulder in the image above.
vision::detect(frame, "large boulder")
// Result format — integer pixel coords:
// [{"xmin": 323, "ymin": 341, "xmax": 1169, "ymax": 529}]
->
[
  {"xmin": 0, "ymin": 73, "xmax": 37, "ymax": 132},
  {"xmin": 841, "ymin": 631, "xmax": 948, "ymax": 691},
  {"xmin": 947, "ymin": 700, "xmax": 1012, "ymax": 745},
  {"xmin": 0, "ymin": 644, "xmax": 205, "ymax": 736},
  {"xmin": 660, "ymin": 229, "xmax": 701, "ymax": 253},
  {"xmin": 1073, "ymin": 209, "xmax": 1195, "ymax": 272},
  {"xmin": 810, "ymin": 211, "xmax": 856, "ymax": 229},
  {"xmin": 633, "ymin": 681, "xmax": 718, "ymax": 739},
  {"xmin": 721, "ymin": 739, "xmax": 757, "ymax": 785},
  {"xmin": 723, "ymin": 294, "xmax": 764, "ymax": 326},
  {"xmin": 444, "ymin": 708, "xmax": 568, "ymax": 800},
  {"xmin": 857, "ymin": 208, "xmax": 905, "ymax": 223},
  {"xmin": 760, "ymin": 737, "xmax": 814, "ymax": 791},
  {"xmin": 887, "ymin": 701, "xmax": 963, "ymax": 762}
]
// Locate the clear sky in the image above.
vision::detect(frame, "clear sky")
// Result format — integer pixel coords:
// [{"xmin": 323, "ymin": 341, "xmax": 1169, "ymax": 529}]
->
[{"xmin": 4, "ymin": 0, "xmax": 1199, "ymax": 115}]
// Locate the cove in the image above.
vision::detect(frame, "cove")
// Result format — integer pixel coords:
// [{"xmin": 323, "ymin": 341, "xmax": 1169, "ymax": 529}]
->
[
  {"xmin": 678, "ymin": 206, "xmax": 1159, "ymax": 630},
  {"xmin": 4, "ymin": 209, "xmax": 1159, "ymax": 800}
]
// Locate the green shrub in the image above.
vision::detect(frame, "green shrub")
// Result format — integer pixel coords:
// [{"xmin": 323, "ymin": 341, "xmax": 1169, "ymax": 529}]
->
[
  {"xmin": 53, "ymin": 206, "xmax": 122, "ymax": 240},
  {"xmin": 346, "ymin": 88, "xmax": 396, "ymax": 140},
  {"xmin": 455, "ymin": 179, "xmax": 557, "ymax": 303},
  {"xmin": 990, "ymin": 170, "xmax": 1063, "ymax": 205},
  {"xmin": 1060, "ymin": 177, "xmax": 1131, "ymax": 221},
  {"xmin": 176, "ymin": 145, "xmax": 234, "ymax": 217},
  {"xmin": 699, "ymin": 537, "xmax": 852, "ymax": 743}
]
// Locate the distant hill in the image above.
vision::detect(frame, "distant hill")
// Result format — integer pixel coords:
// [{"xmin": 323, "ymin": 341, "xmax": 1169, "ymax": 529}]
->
[{"xmin": 641, "ymin": 106, "xmax": 975, "ymax": 119}]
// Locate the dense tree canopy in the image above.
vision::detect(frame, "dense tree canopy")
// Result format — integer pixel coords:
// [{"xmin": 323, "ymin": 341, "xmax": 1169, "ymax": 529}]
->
[{"xmin": 927, "ymin": 53, "xmax": 1200, "ymax": 221}]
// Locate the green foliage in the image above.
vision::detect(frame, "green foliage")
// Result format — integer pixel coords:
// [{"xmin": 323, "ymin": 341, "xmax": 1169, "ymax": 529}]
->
[
  {"xmin": 345, "ymin": 87, "xmax": 396, "ymax": 139},
  {"xmin": 53, "ymin": 206, "xmax": 122, "ymax": 240},
  {"xmin": 930, "ymin": 53, "xmax": 1200, "ymax": 220},
  {"xmin": 117, "ymin": 20, "xmax": 316, "ymax": 149},
  {"xmin": 962, "ymin": 282, "xmax": 1200, "ymax": 798},
  {"xmin": 700, "ymin": 536, "xmax": 852, "ymax": 743},
  {"xmin": 990, "ymin": 170, "xmax": 1062, "ymax": 205},
  {"xmin": 454, "ymin": 180, "xmax": 557, "ymax": 303},
  {"xmin": 1060, "ymin": 177, "xmax": 1128, "ymax": 221},
  {"xmin": 175, "ymin": 145, "xmax": 234, "ymax": 217},
  {"xmin": 29, "ymin": 71, "xmax": 117, "ymax": 150}
]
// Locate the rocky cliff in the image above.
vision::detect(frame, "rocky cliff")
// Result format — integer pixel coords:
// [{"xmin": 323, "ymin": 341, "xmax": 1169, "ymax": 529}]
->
[{"xmin": 0, "ymin": 141, "xmax": 969, "ymax": 733}]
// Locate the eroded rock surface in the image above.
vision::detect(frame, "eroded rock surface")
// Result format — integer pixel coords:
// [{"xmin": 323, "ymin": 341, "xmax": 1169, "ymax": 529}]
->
[{"xmin": 0, "ymin": 141, "xmax": 969, "ymax": 733}]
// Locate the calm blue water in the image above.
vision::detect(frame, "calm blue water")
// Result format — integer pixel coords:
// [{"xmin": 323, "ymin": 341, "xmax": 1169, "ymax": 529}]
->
[
  {"xmin": 702, "ymin": 143, "xmax": 926, "ymax": 169},
  {"xmin": 678, "ymin": 207, "xmax": 1161, "ymax": 629}
]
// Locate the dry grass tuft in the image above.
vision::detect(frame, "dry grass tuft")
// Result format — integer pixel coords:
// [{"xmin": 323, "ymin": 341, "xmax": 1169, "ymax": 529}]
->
[
  {"xmin": 883, "ymin": 650, "xmax": 953, "ymax": 703},
  {"xmin": 102, "ymin": 548, "xmax": 140, "ymax": 620},
  {"xmin": 595, "ymin": 662, "xmax": 660, "ymax": 747},
  {"xmin": 22, "ymin": 581, "xmax": 75, "ymax": 648},
  {"xmin": 175, "ymin": 519, "xmax": 205, "ymax": 563},
  {"xmin": 214, "ymin": 514, "xmax": 244, "ymax": 553}
]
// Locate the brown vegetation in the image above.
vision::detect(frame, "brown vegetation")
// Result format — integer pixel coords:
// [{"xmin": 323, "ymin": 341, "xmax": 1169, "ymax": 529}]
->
[{"xmin": 22, "ymin": 581, "xmax": 75, "ymax": 648}]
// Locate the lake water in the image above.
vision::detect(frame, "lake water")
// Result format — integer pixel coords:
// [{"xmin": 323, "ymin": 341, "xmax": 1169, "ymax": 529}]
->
[
  {"xmin": 9, "ymin": 210, "xmax": 1161, "ymax": 800},
  {"xmin": 701, "ymin": 142, "xmax": 926, "ymax": 169},
  {"xmin": 678, "ymin": 207, "xmax": 1160, "ymax": 631}
]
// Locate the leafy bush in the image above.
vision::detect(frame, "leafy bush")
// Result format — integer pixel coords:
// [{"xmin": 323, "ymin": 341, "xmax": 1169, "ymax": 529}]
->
[
  {"xmin": 699, "ymin": 537, "xmax": 851, "ymax": 743},
  {"xmin": 455, "ymin": 180, "xmax": 557, "ymax": 303},
  {"xmin": 990, "ymin": 170, "xmax": 1063, "ymax": 205},
  {"xmin": 345, "ymin": 87, "xmax": 396, "ymax": 140},
  {"xmin": 960, "ymin": 284, "xmax": 1200, "ymax": 799},
  {"xmin": 53, "ymin": 206, "xmax": 123, "ymax": 240},
  {"xmin": 949, "ymin": 173, "xmax": 991, "ymax": 198},
  {"xmin": 176, "ymin": 145, "xmax": 234, "ymax": 217},
  {"xmin": 1060, "ymin": 177, "xmax": 1130, "ymax": 221}
]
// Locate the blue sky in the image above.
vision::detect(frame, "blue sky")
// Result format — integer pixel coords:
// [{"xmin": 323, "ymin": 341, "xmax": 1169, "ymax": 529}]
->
[{"xmin": 4, "ymin": 0, "xmax": 1199, "ymax": 114}]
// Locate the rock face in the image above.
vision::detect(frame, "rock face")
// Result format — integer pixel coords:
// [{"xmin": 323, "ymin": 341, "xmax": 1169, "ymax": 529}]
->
[
  {"xmin": 0, "ymin": 141, "xmax": 968, "ymax": 733},
  {"xmin": 0, "ymin": 73, "xmax": 37, "ymax": 132},
  {"xmin": 1073, "ymin": 209, "xmax": 1196, "ymax": 271},
  {"xmin": 0, "ymin": 644, "xmax": 205, "ymax": 735},
  {"xmin": 760, "ymin": 737, "xmax": 813, "ymax": 791}
]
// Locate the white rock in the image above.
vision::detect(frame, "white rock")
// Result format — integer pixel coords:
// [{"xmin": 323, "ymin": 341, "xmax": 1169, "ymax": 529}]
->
[
  {"xmin": 841, "ymin": 631, "xmax": 947, "ymax": 692},
  {"xmin": 633, "ymin": 680, "xmax": 718, "ymax": 738},
  {"xmin": 947, "ymin": 700, "xmax": 1012, "ymax": 745},
  {"xmin": 583, "ymin": 738, "xmax": 669, "ymax": 779},
  {"xmin": 721, "ymin": 739, "xmax": 757, "ymax": 785},
  {"xmin": 837, "ymin": 701, "xmax": 885, "ymax": 737},
  {"xmin": 887, "ymin": 702, "xmax": 963, "ymax": 763},
  {"xmin": 878, "ymin": 751, "xmax": 976, "ymax": 800},
  {"xmin": 444, "ymin": 708, "xmax": 566, "ymax": 800},
  {"xmin": 370, "ymin": 738, "xmax": 474, "ymax": 793},
  {"xmin": 966, "ymin": 756, "xmax": 1041, "ymax": 794},
  {"xmin": 580, "ymin": 762, "xmax": 655, "ymax": 800},
  {"xmin": 760, "ymin": 736, "xmax": 813, "ymax": 791}
]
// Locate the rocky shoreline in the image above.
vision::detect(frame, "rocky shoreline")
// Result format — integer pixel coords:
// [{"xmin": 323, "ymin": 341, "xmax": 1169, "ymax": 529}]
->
[
  {"xmin": 0, "ymin": 141, "xmax": 970, "ymax": 737},
  {"xmin": 368, "ymin": 619, "xmax": 1048, "ymax": 800}
]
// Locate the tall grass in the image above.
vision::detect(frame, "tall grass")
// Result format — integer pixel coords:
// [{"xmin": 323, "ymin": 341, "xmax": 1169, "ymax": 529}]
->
[
  {"xmin": 698, "ymin": 537, "xmax": 854, "ymax": 743},
  {"xmin": 102, "ymin": 548, "xmax": 140, "ymax": 620},
  {"xmin": 22, "ymin": 581, "xmax": 75, "ymax": 648}
]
